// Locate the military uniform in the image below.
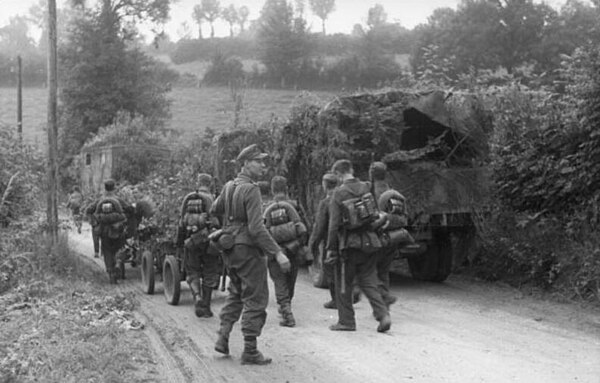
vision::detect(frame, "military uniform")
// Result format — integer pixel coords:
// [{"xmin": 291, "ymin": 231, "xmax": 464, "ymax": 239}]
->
[
  {"xmin": 211, "ymin": 144, "xmax": 289, "ymax": 365},
  {"xmin": 327, "ymin": 177, "xmax": 390, "ymax": 332},
  {"xmin": 84, "ymin": 201, "xmax": 101, "ymax": 258},
  {"xmin": 308, "ymin": 193, "xmax": 336, "ymax": 306},
  {"xmin": 89, "ymin": 180, "xmax": 134, "ymax": 284},
  {"xmin": 178, "ymin": 185, "xmax": 221, "ymax": 318},
  {"xmin": 264, "ymin": 193, "xmax": 304, "ymax": 327}
]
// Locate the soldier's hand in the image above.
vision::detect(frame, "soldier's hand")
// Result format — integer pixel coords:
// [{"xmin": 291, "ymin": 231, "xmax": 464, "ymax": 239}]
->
[
  {"xmin": 324, "ymin": 250, "xmax": 338, "ymax": 265},
  {"xmin": 275, "ymin": 251, "xmax": 291, "ymax": 273}
]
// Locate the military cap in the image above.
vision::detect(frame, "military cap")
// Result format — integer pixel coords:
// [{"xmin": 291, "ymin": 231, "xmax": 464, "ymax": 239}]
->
[
  {"xmin": 237, "ymin": 144, "xmax": 268, "ymax": 163},
  {"xmin": 197, "ymin": 173, "xmax": 213, "ymax": 187},
  {"xmin": 322, "ymin": 172, "xmax": 337, "ymax": 183},
  {"xmin": 369, "ymin": 161, "xmax": 387, "ymax": 180}
]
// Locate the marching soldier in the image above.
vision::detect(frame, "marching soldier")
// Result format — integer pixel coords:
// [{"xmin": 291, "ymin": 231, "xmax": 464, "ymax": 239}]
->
[
  {"xmin": 264, "ymin": 176, "xmax": 308, "ymax": 327},
  {"xmin": 325, "ymin": 159, "xmax": 391, "ymax": 333},
  {"xmin": 308, "ymin": 172, "xmax": 339, "ymax": 309},
  {"xmin": 176, "ymin": 173, "xmax": 220, "ymax": 318},
  {"xmin": 211, "ymin": 144, "xmax": 291, "ymax": 365}
]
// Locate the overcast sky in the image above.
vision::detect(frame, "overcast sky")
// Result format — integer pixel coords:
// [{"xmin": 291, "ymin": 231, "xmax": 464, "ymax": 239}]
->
[{"xmin": 1, "ymin": 0, "xmax": 571, "ymax": 41}]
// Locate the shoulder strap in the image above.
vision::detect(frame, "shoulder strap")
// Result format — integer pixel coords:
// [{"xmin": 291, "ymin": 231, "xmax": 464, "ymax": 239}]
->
[{"xmin": 223, "ymin": 181, "xmax": 239, "ymax": 225}]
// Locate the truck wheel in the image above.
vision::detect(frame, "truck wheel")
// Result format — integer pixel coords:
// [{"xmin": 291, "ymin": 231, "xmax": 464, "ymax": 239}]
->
[
  {"xmin": 408, "ymin": 231, "xmax": 453, "ymax": 282},
  {"xmin": 140, "ymin": 250, "xmax": 155, "ymax": 295},
  {"xmin": 309, "ymin": 246, "xmax": 327, "ymax": 288},
  {"xmin": 163, "ymin": 255, "xmax": 181, "ymax": 305}
]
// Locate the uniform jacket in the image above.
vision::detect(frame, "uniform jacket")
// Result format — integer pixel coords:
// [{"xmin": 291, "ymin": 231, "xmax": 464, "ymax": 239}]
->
[
  {"xmin": 211, "ymin": 171, "xmax": 281, "ymax": 259},
  {"xmin": 308, "ymin": 194, "xmax": 331, "ymax": 253}
]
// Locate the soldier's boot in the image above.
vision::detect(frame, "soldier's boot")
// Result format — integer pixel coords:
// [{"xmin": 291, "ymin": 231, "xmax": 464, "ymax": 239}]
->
[
  {"xmin": 323, "ymin": 285, "xmax": 337, "ymax": 309},
  {"xmin": 108, "ymin": 269, "xmax": 118, "ymax": 285},
  {"xmin": 188, "ymin": 279, "xmax": 203, "ymax": 317},
  {"xmin": 278, "ymin": 304, "xmax": 295, "ymax": 327},
  {"xmin": 214, "ymin": 323, "xmax": 232, "ymax": 355},
  {"xmin": 196, "ymin": 285, "xmax": 214, "ymax": 318},
  {"xmin": 383, "ymin": 294, "xmax": 397, "ymax": 308},
  {"xmin": 241, "ymin": 336, "xmax": 272, "ymax": 365},
  {"xmin": 377, "ymin": 314, "xmax": 392, "ymax": 333}
]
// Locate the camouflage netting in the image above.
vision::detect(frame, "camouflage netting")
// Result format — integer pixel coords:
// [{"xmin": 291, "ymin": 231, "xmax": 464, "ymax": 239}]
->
[
  {"xmin": 276, "ymin": 88, "xmax": 493, "ymax": 220},
  {"xmin": 211, "ymin": 88, "xmax": 493, "ymax": 221}
]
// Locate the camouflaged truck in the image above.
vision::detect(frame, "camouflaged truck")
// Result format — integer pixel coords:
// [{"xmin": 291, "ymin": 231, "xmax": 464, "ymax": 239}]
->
[{"xmin": 306, "ymin": 89, "xmax": 491, "ymax": 283}]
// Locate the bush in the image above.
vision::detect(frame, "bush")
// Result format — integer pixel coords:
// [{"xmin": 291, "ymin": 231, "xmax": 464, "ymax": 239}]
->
[{"xmin": 202, "ymin": 53, "xmax": 245, "ymax": 86}]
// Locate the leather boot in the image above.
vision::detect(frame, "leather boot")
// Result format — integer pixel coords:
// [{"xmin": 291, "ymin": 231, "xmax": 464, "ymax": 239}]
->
[
  {"xmin": 241, "ymin": 336, "xmax": 272, "ymax": 365},
  {"xmin": 279, "ymin": 304, "xmax": 296, "ymax": 327},
  {"xmin": 324, "ymin": 284, "xmax": 336, "ymax": 309},
  {"xmin": 188, "ymin": 279, "xmax": 203, "ymax": 317},
  {"xmin": 377, "ymin": 314, "xmax": 392, "ymax": 333},
  {"xmin": 196, "ymin": 285, "xmax": 213, "ymax": 318},
  {"xmin": 214, "ymin": 323, "xmax": 232, "ymax": 355}
]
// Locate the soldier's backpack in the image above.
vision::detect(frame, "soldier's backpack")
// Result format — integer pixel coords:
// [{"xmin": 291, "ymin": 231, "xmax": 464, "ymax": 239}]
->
[
  {"xmin": 94, "ymin": 197, "xmax": 127, "ymax": 239},
  {"xmin": 377, "ymin": 189, "xmax": 414, "ymax": 248},
  {"xmin": 180, "ymin": 192, "xmax": 211, "ymax": 247},
  {"xmin": 264, "ymin": 201, "xmax": 307, "ymax": 252},
  {"xmin": 341, "ymin": 192, "xmax": 379, "ymax": 231}
]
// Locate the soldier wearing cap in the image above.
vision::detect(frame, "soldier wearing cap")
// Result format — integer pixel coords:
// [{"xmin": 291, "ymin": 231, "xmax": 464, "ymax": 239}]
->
[
  {"xmin": 176, "ymin": 173, "xmax": 221, "ymax": 318},
  {"xmin": 369, "ymin": 161, "xmax": 407, "ymax": 307},
  {"xmin": 211, "ymin": 144, "xmax": 291, "ymax": 365},
  {"xmin": 308, "ymin": 172, "xmax": 339, "ymax": 308}
]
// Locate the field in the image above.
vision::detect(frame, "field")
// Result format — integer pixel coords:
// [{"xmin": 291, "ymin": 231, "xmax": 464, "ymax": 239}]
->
[{"xmin": 0, "ymin": 86, "xmax": 337, "ymax": 147}]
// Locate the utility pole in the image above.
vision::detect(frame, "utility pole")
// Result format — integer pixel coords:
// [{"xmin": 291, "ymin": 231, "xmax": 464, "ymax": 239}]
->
[
  {"xmin": 17, "ymin": 55, "xmax": 23, "ymax": 142},
  {"xmin": 47, "ymin": 0, "xmax": 59, "ymax": 243}
]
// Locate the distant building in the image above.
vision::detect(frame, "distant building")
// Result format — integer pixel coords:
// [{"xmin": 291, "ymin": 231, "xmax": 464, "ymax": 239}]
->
[{"xmin": 80, "ymin": 144, "xmax": 170, "ymax": 194}]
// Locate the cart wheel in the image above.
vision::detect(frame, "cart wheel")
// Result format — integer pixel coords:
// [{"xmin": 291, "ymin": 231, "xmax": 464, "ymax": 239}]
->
[
  {"xmin": 140, "ymin": 250, "xmax": 155, "ymax": 294},
  {"xmin": 163, "ymin": 255, "xmax": 181, "ymax": 305},
  {"xmin": 116, "ymin": 259, "xmax": 125, "ymax": 280}
]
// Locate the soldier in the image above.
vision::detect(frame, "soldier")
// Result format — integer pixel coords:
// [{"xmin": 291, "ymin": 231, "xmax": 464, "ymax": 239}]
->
[
  {"xmin": 308, "ymin": 172, "xmax": 339, "ymax": 309},
  {"xmin": 263, "ymin": 176, "xmax": 307, "ymax": 327},
  {"xmin": 90, "ymin": 179, "xmax": 134, "ymax": 284},
  {"xmin": 369, "ymin": 161, "xmax": 409, "ymax": 307},
  {"xmin": 176, "ymin": 173, "xmax": 220, "ymax": 318},
  {"xmin": 66, "ymin": 185, "xmax": 84, "ymax": 234},
  {"xmin": 211, "ymin": 144, "xmax": 291, "ymax": 365},
  {"xmin": 325, "ymin": 159, "xmax": 391, "ymax": 333}
]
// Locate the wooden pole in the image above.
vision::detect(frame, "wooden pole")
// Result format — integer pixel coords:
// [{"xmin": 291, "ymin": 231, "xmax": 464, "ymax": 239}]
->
[
  {"xmin": 17, "ymin": 55, "xmax": 23, "ymax": 142},
  {"xmin": 47, "ymin": 0, "xmax": 59, "ymax": 243}
]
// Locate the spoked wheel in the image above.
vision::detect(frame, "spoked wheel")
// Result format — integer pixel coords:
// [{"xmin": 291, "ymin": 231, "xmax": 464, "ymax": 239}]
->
[
  {"xmin": 163, "ymin": 255, "xmax": 181, "ymax": 305},
  {"xmin": 140, "ymin": 250, "xmax": 155, "ymax": 294}
]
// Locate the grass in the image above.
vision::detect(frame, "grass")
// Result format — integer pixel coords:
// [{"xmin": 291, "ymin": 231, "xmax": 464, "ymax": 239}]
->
[
  {"xmin": 0, "ymin": 86, "xmax": 336, "ymax": 147},
  {"xmin": 0, "ymin": 233, "xmax": 158, "ymax": 383}
]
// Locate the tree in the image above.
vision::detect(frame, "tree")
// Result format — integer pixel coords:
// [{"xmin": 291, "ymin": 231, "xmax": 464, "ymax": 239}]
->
[
  {"xmin": 367, "ymin": 3, "xmax": 387, "ymax": 30},
  {"xmin": 238, "ymin": 5, "xmax": 250, "ymax": 32},
  {"xmin": 257, "ymin": 0, "xmax": 311, "ymax": 87},
  {"xmin": 308, "ymin": 0, "xmax": 334, "ymax": 34},
  {"xmin": 196, "ymin": 0, "xmax": 221, "ymax": 38},
  {"xmin": 58, "ymin": 0, "xmax": 175, "ymax": 186},
  {"xmin": 221, "ymin": 4, "xmax": 239, "ymax": 37},
  {"xmin": 192, "ymin": 5, "xmax": 204, "ymax": 39}
]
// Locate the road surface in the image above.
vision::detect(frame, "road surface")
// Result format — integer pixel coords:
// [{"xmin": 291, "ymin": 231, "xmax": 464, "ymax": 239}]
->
[{"xmin": 68, "ymin": 226, "xmax": 600, "ymax": 383}]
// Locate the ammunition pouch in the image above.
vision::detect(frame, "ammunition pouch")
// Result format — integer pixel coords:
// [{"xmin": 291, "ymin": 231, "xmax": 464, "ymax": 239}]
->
[{"xmin": 380, "ymin": 228, "xmax": 415, "ymax": 248}]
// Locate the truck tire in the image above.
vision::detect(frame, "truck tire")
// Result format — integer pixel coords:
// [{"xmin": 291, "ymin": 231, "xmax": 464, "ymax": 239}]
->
[
  {"xmin": 163, "ymin": 255, "xmax": 181, "ymax": 305},
  {"xmin": 140, "ymin": 250, "xmax": 155, "ymax": 295},
  {"xmin": 408, "ymin": 230, "xmax": 453, "ymax": 282}
]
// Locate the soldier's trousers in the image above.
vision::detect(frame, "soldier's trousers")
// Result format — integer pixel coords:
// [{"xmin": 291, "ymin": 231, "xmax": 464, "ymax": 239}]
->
[
  {"xmin": 219, "ymin": 245, "xmax": 269, "ymax": 338},
  {"xmin": 267, "ymin": 250, "xmax": 298, "ymax": 311},
  {"xmin": 92, "ymin": 225, "xmax": 100, "ymax": 254},
  {"xmin": 100, "ymin": 235, "xmax": 125, "ymax": 275},
  {"xmin": 335, "ymin": 249, "xmax": 388, "ymax": 327},
  {"xmin": 184, "ymin": 244, "xmax": 220, "ymax": 288},
  {"xmin": 376, "ymin": 246, "xmax": 398, "ymax": 300}
]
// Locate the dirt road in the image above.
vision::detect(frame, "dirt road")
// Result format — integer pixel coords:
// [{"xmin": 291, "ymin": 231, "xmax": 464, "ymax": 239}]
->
[{"xmin": 68, "ymin": 227, "xmax": 600, "ymax": 383}]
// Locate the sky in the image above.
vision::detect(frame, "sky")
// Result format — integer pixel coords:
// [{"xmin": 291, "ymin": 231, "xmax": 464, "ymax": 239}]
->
[{"xmin": 0, "ymin": 0, "xmax": 571, "ymax": 42}]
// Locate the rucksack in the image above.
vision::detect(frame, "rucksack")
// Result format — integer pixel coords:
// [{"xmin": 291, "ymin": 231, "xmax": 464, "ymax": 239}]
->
[
  {"xmin": 181, "ymin": 193, "xmax": 210, "ymax": 241},
  {"xmin": 264, "ymin": 202, "xmax": 301, "ymax": 245},
  {"xmin": 341, "ymin": 192, "xmax": 379, "ymax": 230},
  {"xmin": 94, "ymin": 197, "xmax": 127, "ymax": 239}
]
